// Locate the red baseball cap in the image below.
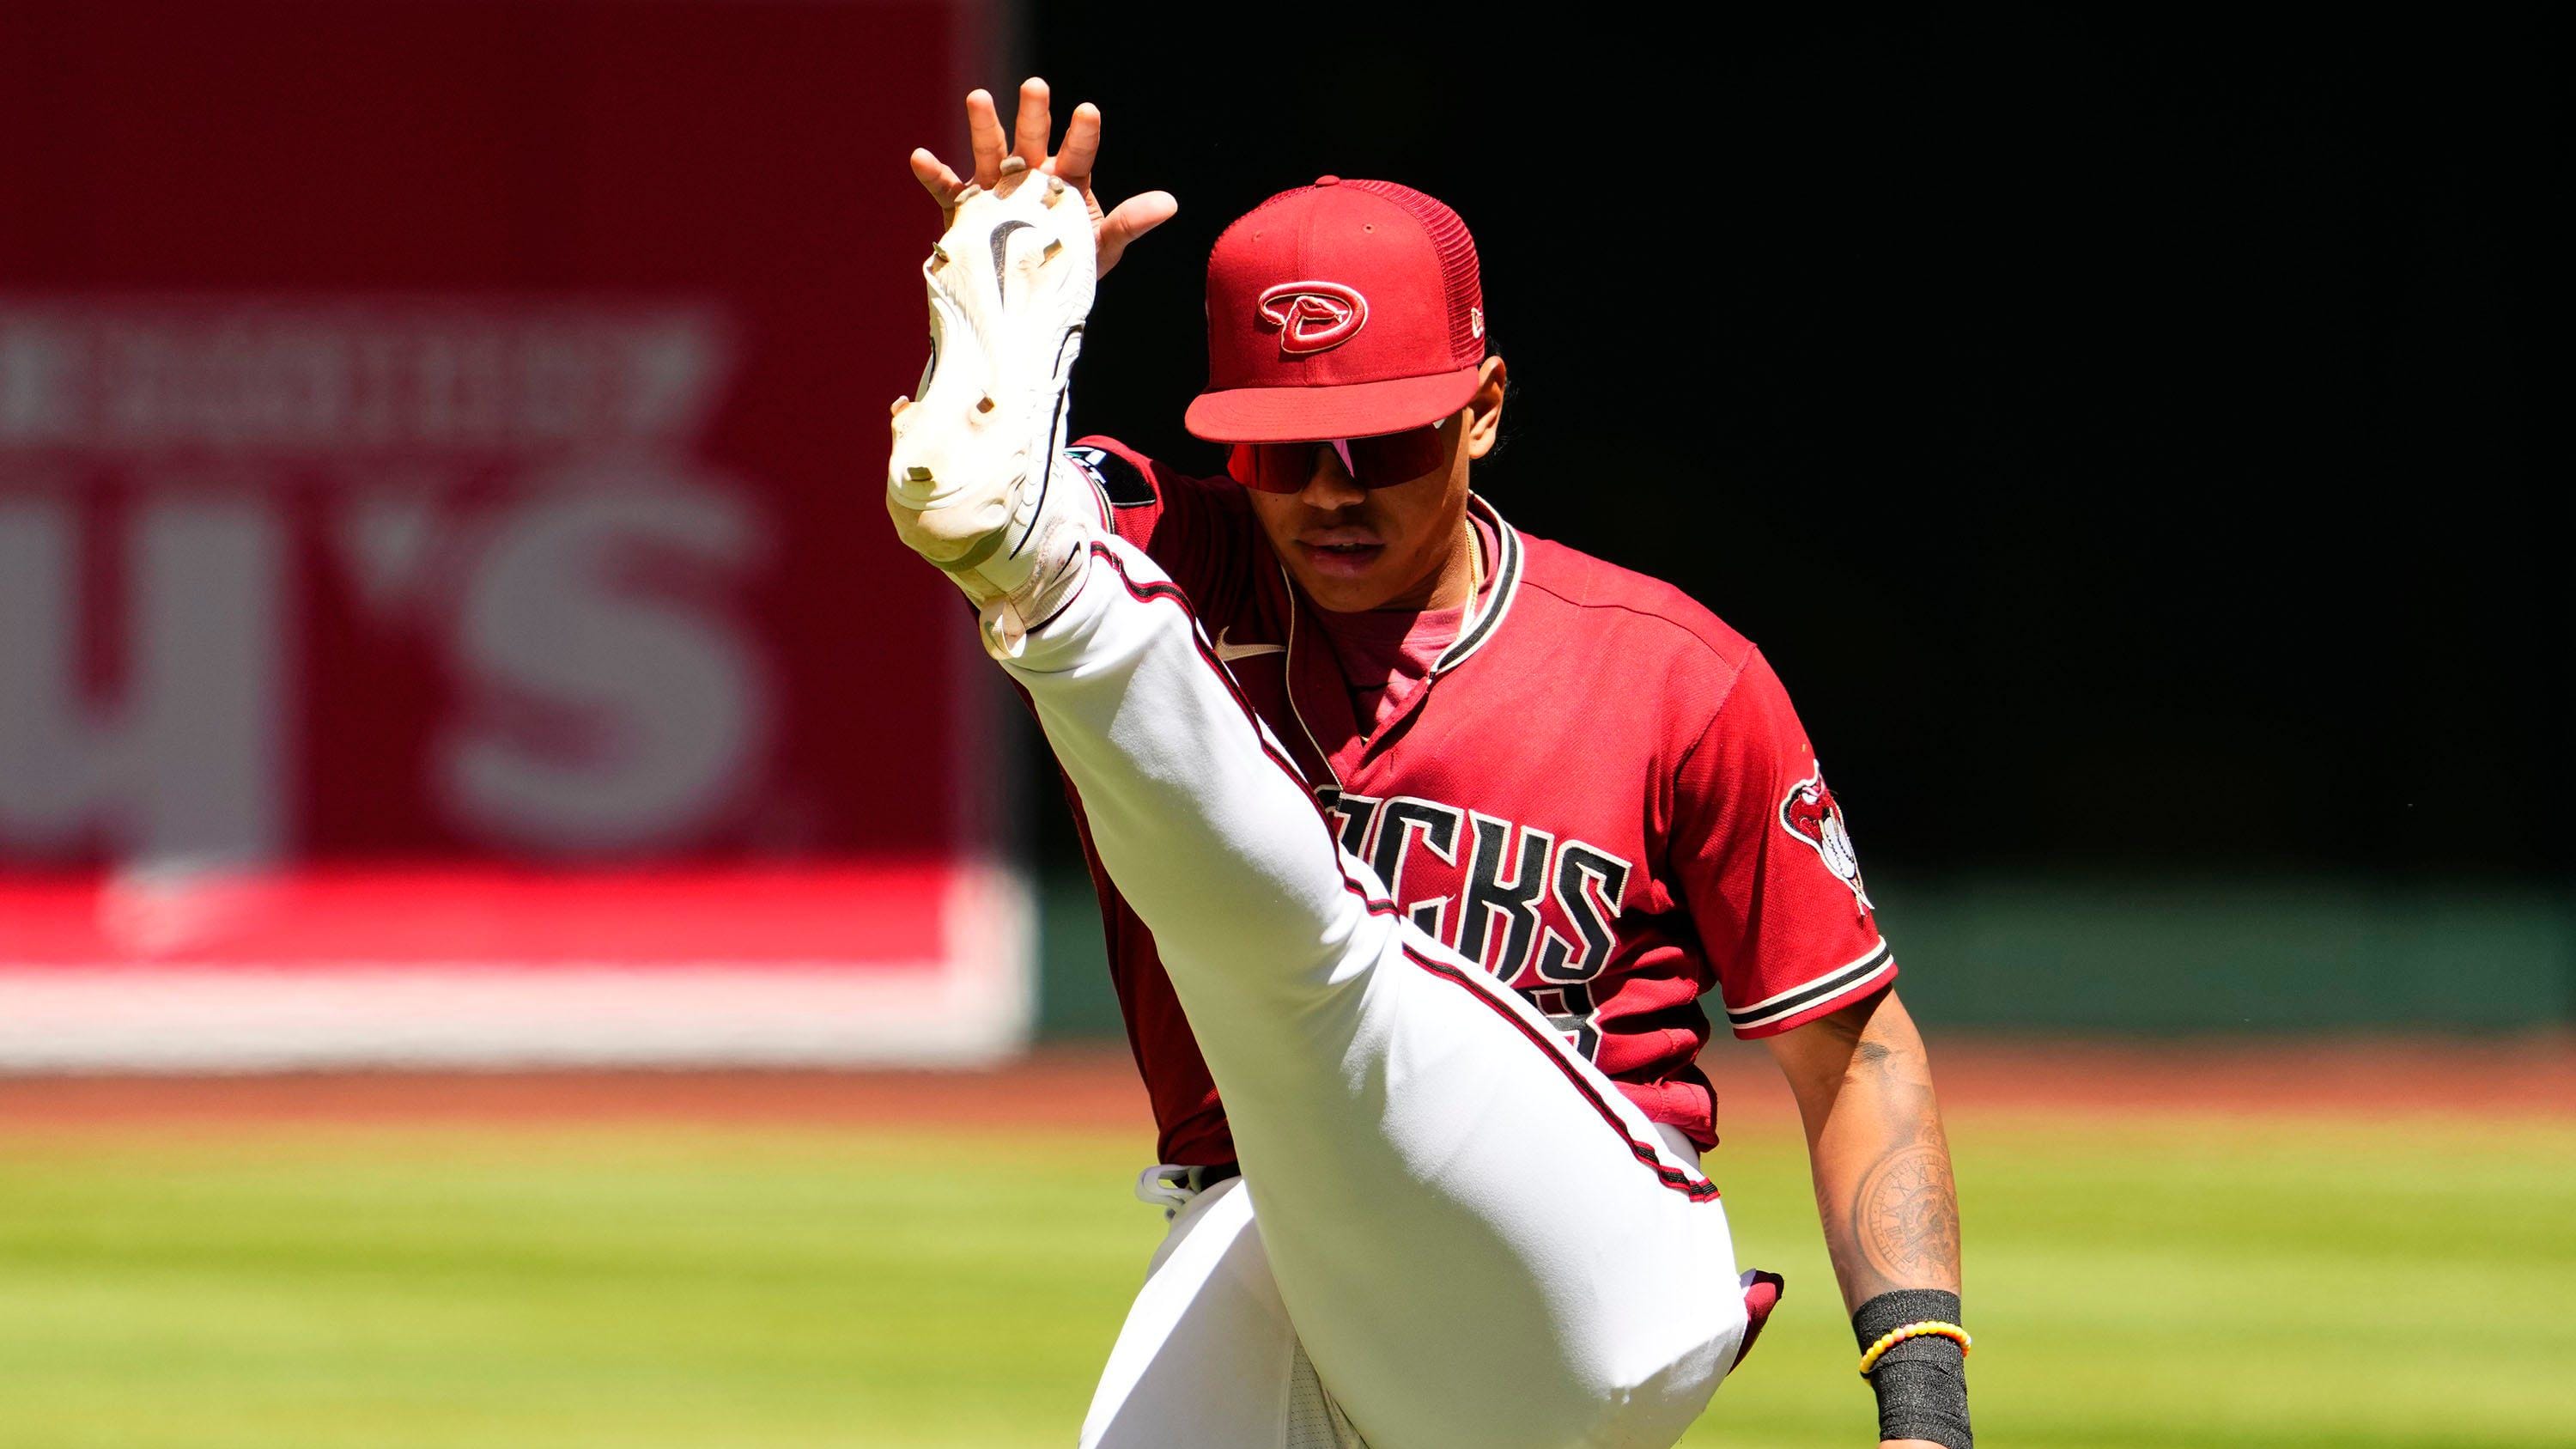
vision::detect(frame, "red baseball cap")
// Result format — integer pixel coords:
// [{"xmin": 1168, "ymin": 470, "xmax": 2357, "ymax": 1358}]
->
[{"xmin": 1184, "ymin": 176, "xmax": 1487, "ymax": 444}]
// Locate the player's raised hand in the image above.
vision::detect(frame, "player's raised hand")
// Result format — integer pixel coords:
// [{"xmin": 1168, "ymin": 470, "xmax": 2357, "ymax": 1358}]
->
[{"xmin": 908, "ymin": 76, "xmax": 1176, "ymax": 278}]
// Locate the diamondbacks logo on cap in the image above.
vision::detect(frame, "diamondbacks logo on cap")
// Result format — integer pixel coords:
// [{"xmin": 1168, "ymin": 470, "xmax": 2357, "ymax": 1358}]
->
[
  {"xmin": 1256, "ymin": 280, "xmax": 1368, "ymax": 356},
  {"xmin": 1779, "ymin": 762, "xmax": 1873, "ymax": 915}
]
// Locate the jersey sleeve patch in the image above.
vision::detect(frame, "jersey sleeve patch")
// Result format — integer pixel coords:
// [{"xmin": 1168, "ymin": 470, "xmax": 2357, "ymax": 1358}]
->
[
  {"xmin": 1777, "ymin": 759, "xmax": 1873, "ymax": 915},
  {"xmin": 1065, "ymin": 443, "xmax": 1157, "ymax": 508}
]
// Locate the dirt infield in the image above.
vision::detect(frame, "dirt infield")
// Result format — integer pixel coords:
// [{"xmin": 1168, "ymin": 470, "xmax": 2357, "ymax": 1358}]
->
[{"xmin": 1, "ymin": 1035, "xmax": 2568, "ymax": 1133}]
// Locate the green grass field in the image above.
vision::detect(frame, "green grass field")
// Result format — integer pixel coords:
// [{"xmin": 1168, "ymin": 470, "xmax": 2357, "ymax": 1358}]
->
[{"xmin": 3, "ymin": 1108, "xmax": 2571, "ymax": 1447}]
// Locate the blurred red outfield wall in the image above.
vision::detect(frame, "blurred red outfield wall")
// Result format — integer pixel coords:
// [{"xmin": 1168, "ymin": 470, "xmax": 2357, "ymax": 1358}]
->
[{"xmin": 0, "ymin": 1, "xmax": 1028, "ymax": 1067}]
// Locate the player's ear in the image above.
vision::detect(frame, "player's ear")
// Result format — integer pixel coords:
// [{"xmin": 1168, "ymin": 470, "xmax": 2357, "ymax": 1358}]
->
[{"xmin": 1466, "ymin": 354, "xmax": 1507, "ymax": 461}]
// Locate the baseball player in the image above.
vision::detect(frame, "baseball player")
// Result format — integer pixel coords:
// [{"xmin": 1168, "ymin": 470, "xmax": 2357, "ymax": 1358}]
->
[{"xmin": 892, "ymin": 80, "xmax": 1972, "ymax": 1449}]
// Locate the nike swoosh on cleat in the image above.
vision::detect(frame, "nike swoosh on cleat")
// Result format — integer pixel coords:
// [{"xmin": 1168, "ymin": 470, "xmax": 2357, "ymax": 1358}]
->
[
  {"xmin": 989, "ymin": 219, "xmax": 1033, "ymax": 296},
  {"xmin": 1213, "ymin": 628, "xmax": 1285, "ymax": 662}
]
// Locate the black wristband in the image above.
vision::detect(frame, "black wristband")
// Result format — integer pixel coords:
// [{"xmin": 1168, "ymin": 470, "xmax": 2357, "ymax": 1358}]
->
[{"xmin": 1853, "ymin": 1288, "xmax": 1971, "ymax": 1449}]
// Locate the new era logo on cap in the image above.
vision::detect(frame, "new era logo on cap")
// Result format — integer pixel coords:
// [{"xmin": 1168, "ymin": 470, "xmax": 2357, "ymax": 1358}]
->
[
  {"xmin": 1187, "ymin": 175, "xmax": 1487, "ymax": 445},
  {"xmin": 1257, "ymin": 281, "xmax": 1369, "ymax": 355}
]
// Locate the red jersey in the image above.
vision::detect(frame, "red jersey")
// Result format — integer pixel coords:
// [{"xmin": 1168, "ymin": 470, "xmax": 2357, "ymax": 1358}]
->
[{"xmin": 1061, "ymin": 438, "xmax": 1896, "ymax": 1166}]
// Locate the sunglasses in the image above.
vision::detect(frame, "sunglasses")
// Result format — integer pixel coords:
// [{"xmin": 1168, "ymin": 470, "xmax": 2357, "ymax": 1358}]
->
[{"xmin": 1224, "ymin": 418, "xmax": 1449, "ymax": 493}]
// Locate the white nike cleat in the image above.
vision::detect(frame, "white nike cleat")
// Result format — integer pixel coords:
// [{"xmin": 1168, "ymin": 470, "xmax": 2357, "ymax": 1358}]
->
[{"xmin": 887, "ymin": 160, "xmax": 1102, "ymax": 656}]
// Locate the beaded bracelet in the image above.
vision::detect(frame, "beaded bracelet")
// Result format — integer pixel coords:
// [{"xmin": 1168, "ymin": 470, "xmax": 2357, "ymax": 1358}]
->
[{"xmin": 1856, "ymin": 1319, "xmax": 1972, "ymax": 1376}]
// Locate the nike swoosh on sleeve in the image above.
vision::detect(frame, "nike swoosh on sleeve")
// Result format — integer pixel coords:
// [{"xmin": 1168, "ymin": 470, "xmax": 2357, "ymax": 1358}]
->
[{"xmin": 1213, "ymin": 628, "xmax": 1285, "ymax": 662}]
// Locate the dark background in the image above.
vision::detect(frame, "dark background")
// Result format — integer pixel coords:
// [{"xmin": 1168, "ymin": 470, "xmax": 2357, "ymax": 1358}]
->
[{"xmin": 1016, "ymin": 14, "xmax": 2561, "ymax": 887}]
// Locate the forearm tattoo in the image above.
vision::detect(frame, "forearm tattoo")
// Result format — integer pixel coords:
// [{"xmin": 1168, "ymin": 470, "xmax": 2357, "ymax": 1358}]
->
[{"xmin": 1854, "ymin": 1114, "xmax": 1960, "ymax": 1287}]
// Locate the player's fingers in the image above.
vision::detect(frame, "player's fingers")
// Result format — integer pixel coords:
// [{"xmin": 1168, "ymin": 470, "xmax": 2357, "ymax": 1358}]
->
[
  {"xmin": 1051, "ymin": 101, "xmax": 1103, "ymax": 187},
  {"xmin": 1103, "ymin": 191, "xmax": 1179, "ymax": 241},
  {"xmin": 1097, "ymin": 190, "xmax": 1178, "ymax": 276},
  {"xmin": 909, "ymin": 149, "xmax": 964, "ymax": 208},
  {"xmin": 964, "ymin": 88, "xmax": 1006, "ymax": 187},
  {"xmin": 1011, "ymin": 76, "xmax": 1053, "ymax": 171}
]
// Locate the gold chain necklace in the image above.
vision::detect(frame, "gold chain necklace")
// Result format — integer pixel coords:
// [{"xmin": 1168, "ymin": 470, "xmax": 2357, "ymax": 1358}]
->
[{"xmin": 1460, "ymin": 511, "xmax": 1485, "ymax": 634}]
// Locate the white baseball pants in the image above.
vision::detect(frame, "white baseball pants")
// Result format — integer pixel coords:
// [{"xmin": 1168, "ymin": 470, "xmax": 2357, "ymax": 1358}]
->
[{"xmin": 1007, "ymin": 538, "xmax": 1747, "ymax": 1449}]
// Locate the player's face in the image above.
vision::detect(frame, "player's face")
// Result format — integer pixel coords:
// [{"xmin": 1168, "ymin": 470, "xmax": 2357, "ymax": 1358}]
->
[{"xmin": 1243, "ymin": 356, "xmax": 1507, "ymax": 613}]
